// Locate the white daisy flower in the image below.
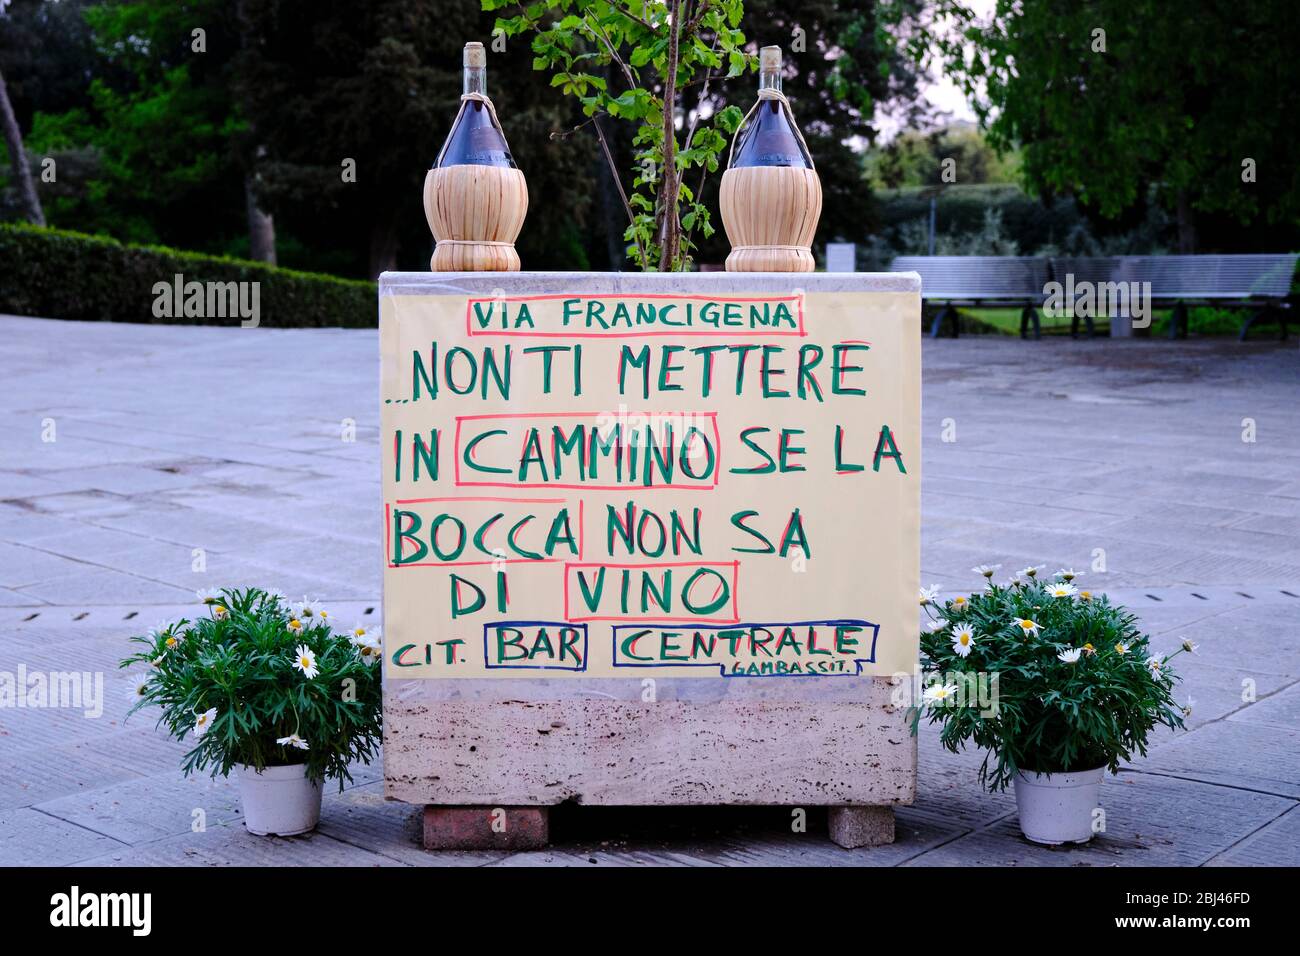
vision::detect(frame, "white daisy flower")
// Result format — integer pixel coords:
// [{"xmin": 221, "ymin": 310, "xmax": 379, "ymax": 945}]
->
[
  {"xmin": 972, "ymin": 564, "xmax": 1001, "ymax": 579},
  {"xmin": 1047, "ymin": 582, "xmax": 1078, "ymax": 599},
  {"xmin": 1181, "ymin": 639, "xmax": 1199, "ymax": 654},
  {"xmin": 950, "ymin": 594, "xmax": 969, "ymax": 611},
  {"xmin": 951, "ymin": 625, "xmax": 976, "ymax": 657},
  {"xmin": 1006, "ymin": 575, "xmax": 1024, "ymax": 588},
  {"xmin": 162, "ymin": 631, "xmax": 184, "ymax": 652},
  {"xmin": 1015, "ymin": 618, "xmax": 1042, "ymax": 637},
  {"xmin": 194, "ymin": 707, "xmax": 217, "ymax": 737},
  {"xmin": 927, "ymin": 618, "xmax": 949, "ymax": 633},
  {"xmin": 211, "ymin": 604, "xmax": 229, "ymax": 621},
  {"xmin": 292, "ymin": 644, "xmax": 319, "ymax": 679},
  {"xmin": 294, "ymin": 598, "xmax": 327, "ymax": 623},
  {"xmin": 1020, "ymin": 566, "xmax": 1042, "ymax": 579},
  {"xmin": 1146, "ymin": 658, "xmax": 1163, "ymax": 675},
  {"xmin": 351, "ymin": 625, "xmax": 383, "ymax": 665},
  {"xmin": 1054, "ymin": 568, "xmax": 1082, "ymax": 582},
  {"xmin": 127, "ymin": 673, "xmax": 150, "ymax": 703},
  {"xmin": 276, "ymin": 733, "xmax": 309, "ymax": 750},
  {"xmin": 349, "ymin": 623, "xmax": 381, "ymax": 644},
  {"xmin": 196, "ymin": 587, "xmax": 223, "ymax": 605},
  {"xmin": 1114, "ymin": 642, "xmax": 1130, "ymax": 655},
  {"xmin": 919, "ymin": 584, "xmax": 941, "ymax": 606},
  {"xmin": 1058, "ymin": 648, "xmax": 1083, "ymax": 663},
  {"xmin": 287, "ymin": 617, "xmax": 304, "ymax": 635},
  {"xmin": 923, "ymin": 682, "xmax": 959, "ymax": 705}
]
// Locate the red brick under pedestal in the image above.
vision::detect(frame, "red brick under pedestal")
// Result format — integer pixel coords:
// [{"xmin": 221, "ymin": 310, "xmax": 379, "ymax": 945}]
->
[{"xmin": 423, "ymin": 806, "xmax": 550, "ymax": 851}]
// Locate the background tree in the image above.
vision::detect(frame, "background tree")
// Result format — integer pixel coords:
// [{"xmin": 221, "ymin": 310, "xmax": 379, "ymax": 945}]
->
[
  {"xmin": 1, "ymin": 0, "xmax": 270, "ymax": 255},
  {"xmin": 693, "ymin": 0, "xmax": 928, "ymax": 264},
  {"xmin": 0, "ymin": 0, "xmax": 100, "ymax": 225},
  {"xmin": 929, "ymin": 0, "xmax": 1300, "ymax": 252},
  {"xmin": 864, "ymin": 124, "xmax": 1018, "ymax": 189},
  {"xmin": 4, "ymin": 0, "xmax": 933, "ymax": 275},
  {"xmin": 0, "ymin": 64, "xmax": 43, "ymax": 224},
  {"xmin": 492, "ymin": 0, "xmax": 752, "ymax": 271},
  {"xmin": 509, "ymin": 0, "xmax": 930, "ymax": 268},
  {"xmin": 232, "ymin": 0, "xmax": 595, "ymax": 276}
]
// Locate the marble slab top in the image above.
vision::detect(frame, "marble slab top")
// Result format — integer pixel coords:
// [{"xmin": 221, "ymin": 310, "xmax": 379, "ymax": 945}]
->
[{"xmin": 379, "ymin": 270, "xmax": 920, "ymax": 296}]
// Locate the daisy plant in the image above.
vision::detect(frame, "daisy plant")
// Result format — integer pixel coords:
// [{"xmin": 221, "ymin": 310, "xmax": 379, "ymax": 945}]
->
[
  {"xmin": 915, "ymin": 568, "xmax": 1188, "ymax": 791},
  {"xmin": 120, "ymin": 587, "xmax": 382, "ymax": 788}
]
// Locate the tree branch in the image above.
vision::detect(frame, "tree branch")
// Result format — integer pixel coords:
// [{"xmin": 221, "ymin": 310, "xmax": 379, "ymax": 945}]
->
[
  {"xmin": 585, "ymin": 15, "xmax": 638, "ymax": 91},
  {"xmin": 610, "ymin": 2, "xmax": 654, "ymax": 32},
  {"xmin": 658, "ymin": 0, "xmax": 683, "ymax": 268},
  {"xmin": 591, "ymin": 115, "xmax": 649, "ymax": 269}
]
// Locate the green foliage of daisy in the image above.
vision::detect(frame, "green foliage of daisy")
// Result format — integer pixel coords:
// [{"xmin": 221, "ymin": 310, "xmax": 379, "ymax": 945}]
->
[
  {"xmin": 120, "ymin": 587, "xmax": 382, "ymax": 788},
  {"xmin": 916, "ymin": 569, "xmax": 1187, "ymax": 791}
]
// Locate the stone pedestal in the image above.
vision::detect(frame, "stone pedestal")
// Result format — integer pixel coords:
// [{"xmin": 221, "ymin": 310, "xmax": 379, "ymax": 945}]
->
[{"xmin": 379, "ymin": 271, "xmax": 921, "ymax": 851}]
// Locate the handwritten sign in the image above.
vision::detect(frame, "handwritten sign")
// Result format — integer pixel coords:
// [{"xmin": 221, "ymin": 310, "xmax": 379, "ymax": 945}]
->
[{"xmin": 380, "ymin": 286, "xmax": 919, "ymax": 679}]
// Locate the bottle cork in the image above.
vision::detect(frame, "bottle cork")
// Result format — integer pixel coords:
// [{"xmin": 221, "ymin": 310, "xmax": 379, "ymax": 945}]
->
[
  {"xmin": 464, "ymin": 42, "xmax": 486, "ymax": 69},
  {"xmin": 760, "ymin": 45, "xmax": 782, "ymax": 72}
]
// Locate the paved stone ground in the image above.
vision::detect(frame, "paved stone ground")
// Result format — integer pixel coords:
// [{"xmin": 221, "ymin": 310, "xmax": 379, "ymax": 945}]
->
[{"xmin": 1, "ymin": 314, "xmax": 1296, "ymax": 867}]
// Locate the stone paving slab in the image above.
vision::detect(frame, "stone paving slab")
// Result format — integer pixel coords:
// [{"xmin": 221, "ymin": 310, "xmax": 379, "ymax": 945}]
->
[
  {"xmin": 903, "ymin": 771, "xmax": 1295, "ymax": 867},
  {"xmin": 316, "ymin": 783, "xmax": 507, "ymax": 867},
  {"xmin": 1135, "ymin": 720, "xmax": 1300, "ymax": 798},
  {"xmin": 1205, "ymin": 805, "xmax": 1300, "ymax": 867},
  {"xmin": 33, "ymin": 773, "xmax": 244, "ymax": 846},
  {"xmin": 0, "ymin": 807, "xmax": 125, "ymax": 866},
  {"xmin": 1226, "ymin": 681, "xmax": 1300, "ymax": 731},
  {"xmin": 2, "ymin": 316, "xmax": 1298, "ymax": 865},
  {"xmin": 72, "ymin": 822, "xmax": 402, "ymax": 867}
]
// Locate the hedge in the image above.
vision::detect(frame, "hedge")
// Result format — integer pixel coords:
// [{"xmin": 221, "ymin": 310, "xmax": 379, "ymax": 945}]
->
[
  {"xmin": 874, "ymin": 183, "xmax": 1094, "ymax": 254},
  {"xmin": 0, "ymin": 223, "xmax": 376, "ymax": 327}
]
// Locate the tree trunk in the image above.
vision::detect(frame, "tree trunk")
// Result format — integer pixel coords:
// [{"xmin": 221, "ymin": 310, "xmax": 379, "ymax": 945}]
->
[
  {"xmin": 244, "ymin": 174, "xmax": 277, "ymax": 264},
  {"xmin": 0, "ymin": 66, "xmax": 45, "ymax": 227},
  {"xmin": 657, "ymin": 0, "xmax": 683, "ymax": 270},
  {"xmin": 1175, "ymin": 189, "xmax": 1197, "ymax": 253}
]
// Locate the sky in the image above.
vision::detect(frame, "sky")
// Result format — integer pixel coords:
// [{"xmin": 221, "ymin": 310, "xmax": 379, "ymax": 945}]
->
[{"xmin": 873, "ymin": 0, "xmax": 995, "ymax": 142}]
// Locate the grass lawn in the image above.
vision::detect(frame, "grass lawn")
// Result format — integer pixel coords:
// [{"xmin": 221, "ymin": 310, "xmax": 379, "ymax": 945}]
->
[
  {"xmin": 960, "ymin": 307, "xmax": 1117, "ymax": 336},
  {"xmin": 948, "ymin": 306, "xmax": 1252, "ymax": 337}
]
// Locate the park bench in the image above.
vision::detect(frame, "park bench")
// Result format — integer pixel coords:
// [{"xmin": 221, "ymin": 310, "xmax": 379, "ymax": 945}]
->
[
  {"xmin": 891, "ymin": 253, "xmax": 1297, "ymax": 341},
  {"xmin": 890, "ymin": 256, "xmax": 1050, "ymax": 339},
  {"xmin": 1074, "ymin": 254, "xmax": 1297, "ymax": 340}
]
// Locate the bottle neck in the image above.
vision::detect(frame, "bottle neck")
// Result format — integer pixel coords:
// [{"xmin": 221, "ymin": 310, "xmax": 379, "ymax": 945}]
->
[
  {"xmin": 758, "ymin": 67, "xmax": 782, "ymax": 96},
  {"xmin": 463, "ymin": 66, "xmax": 487, "ymax": 97}
]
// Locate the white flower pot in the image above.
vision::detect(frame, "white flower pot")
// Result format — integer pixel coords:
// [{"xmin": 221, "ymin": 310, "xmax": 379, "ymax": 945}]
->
[
  {"xmin": 1013, "ymin": 766, "xmax": 1105, "ymax": 845},
  {"xmin": 236, "ymin": 764, "xmax": 323, "ymax": 836}
]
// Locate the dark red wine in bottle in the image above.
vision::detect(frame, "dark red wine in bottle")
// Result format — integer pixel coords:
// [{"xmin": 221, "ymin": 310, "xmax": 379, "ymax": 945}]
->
[
  {"xmin": 435, "ymin": 42, "xmax": 516, "ymax": 168},
  {"xmin": 731, "ymin": 46, "xmax": 812, "ymax": 168}
]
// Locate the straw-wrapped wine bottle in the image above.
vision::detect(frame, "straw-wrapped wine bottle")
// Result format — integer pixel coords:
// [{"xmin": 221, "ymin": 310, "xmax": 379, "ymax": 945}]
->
[
  {"xmin": 423, "ymin": 42, "xmax": 528, "ymax": 272},
  {"xmin": 719, "ymin": 46, "xmax": 822, "ymax": 272}
]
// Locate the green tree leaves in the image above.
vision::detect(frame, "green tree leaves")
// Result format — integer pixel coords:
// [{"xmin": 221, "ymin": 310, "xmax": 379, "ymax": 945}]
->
[
  {"xmin": 931, "ymin": 0, "xmax": 1300, "ymax": 249},
  {"xmin": 491, "ymin": 0, "xmax": 753, "ymax": 270}
]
